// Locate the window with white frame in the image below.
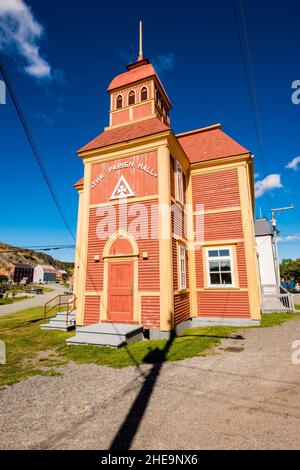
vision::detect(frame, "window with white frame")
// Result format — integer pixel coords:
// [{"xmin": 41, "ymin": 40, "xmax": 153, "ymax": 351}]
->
[
  {"xmin": 175, "ymin": 160, "xmax": 184, "ymax": 205},
  {"xmin": 206, "ymin": 247, "xmax": 235, "ymax": 287},
  {"xmin": 178, "ymin": 243, "xmax": 187, "ymax": 290}
]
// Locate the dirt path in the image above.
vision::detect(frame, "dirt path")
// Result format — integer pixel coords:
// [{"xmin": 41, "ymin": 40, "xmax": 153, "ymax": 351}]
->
[{"xmin": 1, "ymin": 318, "xmax": 300, "ymax": 450}]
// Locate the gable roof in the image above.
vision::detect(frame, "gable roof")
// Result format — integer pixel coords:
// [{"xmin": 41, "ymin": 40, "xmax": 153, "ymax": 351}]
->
[
  {"xmin": 78, "ymin": 117, "xmax": 170, "ymax": 154},
  {"xmin": 176, "ymin": 124, "xmax": 249, "ymax": 164}
]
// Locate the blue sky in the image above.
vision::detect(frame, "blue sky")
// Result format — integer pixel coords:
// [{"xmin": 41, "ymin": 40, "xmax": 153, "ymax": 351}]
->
[{"xmin": 0, "ymin": 0, "xmax": 299, "ymax": 262}]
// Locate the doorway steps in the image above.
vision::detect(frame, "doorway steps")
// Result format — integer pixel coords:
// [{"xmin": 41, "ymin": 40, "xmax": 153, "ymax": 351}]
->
[
  {"xmin": 41, "ymin": 311, "xmax": 76, "ymax": 331},
  {"xmin": 66, "ymin": 322, "xmax": 143, "ymax": 347}
]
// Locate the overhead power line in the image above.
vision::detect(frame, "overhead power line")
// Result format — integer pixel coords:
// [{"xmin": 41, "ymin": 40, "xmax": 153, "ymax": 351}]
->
[
  {"xmin": 0, "ymin": 58, "xmax": 75, "ymax": 241},
  {"xmin": 231, "ymin": 0, "xmax": 269, "ymax": 187}
]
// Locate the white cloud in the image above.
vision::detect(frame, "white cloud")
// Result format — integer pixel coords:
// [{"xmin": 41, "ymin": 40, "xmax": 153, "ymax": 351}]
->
[
  {"xmin": 0, "ymin": 0, "xmax": 51, "ymax": 78},
  {"xmin": 285, "ymin": 156, "xmax": 300, "ymax": 171},
  {"xmin": 153, "ymin": 53, "xmax": 174, "ymax": 75},
  {"xmin": 278, "ymin": 235, "xmax": 300, "ymax": 242},
  {"xmin": 255, "ymin": 174, "xmax": 283, "ymax": 198},
  {"xmin": 254, "ymin": 172, "xmax": 260, "ymax": 179}
]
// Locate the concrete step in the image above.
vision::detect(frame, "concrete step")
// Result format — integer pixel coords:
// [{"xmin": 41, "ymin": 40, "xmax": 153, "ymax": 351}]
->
[
  {"xmin": 191, "ymin": 317, "xmax": 260, "ymax": 327},
  {"xmin": 66, "ymin": 323, "xmax": 143, "ymax": 347},
  {"xmin": 41, "ymin": 321, "xmax": 75, "ymax": 331},
  {"xmin": 41, "ymin": 311, "xmax": 76, "ymax": 331}
]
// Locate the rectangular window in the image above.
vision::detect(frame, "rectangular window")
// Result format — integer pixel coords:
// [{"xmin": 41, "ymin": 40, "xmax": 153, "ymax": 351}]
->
[
  {"xmin": 178, "ymin": 243, "xmax": 187, "ymax": 290},
  {"xmin": 175, "ymin": 160, "xmax": 184, "ymax": 205},
  {"xmin": 206, "ymin": 247, "xmax": 235, "ymax": 287}
]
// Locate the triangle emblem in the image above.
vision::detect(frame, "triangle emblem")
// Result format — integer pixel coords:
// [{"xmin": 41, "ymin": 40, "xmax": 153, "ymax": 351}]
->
[{"xmin": 110, "ymin": 175, "xmax": 135, "ymax": 200}]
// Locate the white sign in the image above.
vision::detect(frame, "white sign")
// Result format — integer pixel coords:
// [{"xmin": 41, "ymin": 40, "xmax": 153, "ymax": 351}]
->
[{"xmin": 110, "ymin": 175, "xmax": 135, "ymax": 200}]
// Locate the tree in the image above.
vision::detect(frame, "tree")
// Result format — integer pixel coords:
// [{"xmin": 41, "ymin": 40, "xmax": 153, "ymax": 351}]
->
[{"xmin": 280, "ymin": 258, "xmax": 300, "ymax": 284}]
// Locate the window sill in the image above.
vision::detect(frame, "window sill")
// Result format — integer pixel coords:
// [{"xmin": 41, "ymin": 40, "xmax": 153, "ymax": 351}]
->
[{"xmin": 204, "ymin": 286, "xmax": 240, "ymax": 291}]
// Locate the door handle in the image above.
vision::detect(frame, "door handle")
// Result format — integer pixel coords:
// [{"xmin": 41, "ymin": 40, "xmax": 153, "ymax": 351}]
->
[{"xmin": 130, "ymin": 287, "xmax": 133, "ymax": 295}]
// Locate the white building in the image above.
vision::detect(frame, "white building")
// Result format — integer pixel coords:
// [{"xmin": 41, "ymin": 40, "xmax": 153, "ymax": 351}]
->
[
  {"xmin": 255, "ymin": 218, "xmax": 278, "ymax": 294},
  {"xmin": 33, "ymin": 265, "xmax": 57, "ymax": 283}
]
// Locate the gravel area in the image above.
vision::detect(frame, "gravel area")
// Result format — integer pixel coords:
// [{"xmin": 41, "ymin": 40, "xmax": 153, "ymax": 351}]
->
[{"xmin": 1, "ymin": 318, "xmax": 300, "ymax": 450}]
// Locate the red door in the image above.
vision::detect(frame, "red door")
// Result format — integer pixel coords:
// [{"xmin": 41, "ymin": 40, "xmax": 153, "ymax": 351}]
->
[{"xmin": 107, "ymin": 261, "xmax": 134, "ymax": 322}]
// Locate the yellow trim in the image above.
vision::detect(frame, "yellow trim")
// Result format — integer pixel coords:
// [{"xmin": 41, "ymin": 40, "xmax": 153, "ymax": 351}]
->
[
  {"xmin": 85, "ymin": 291, "xmax": 103, "ymax": 296},
  {"xmin": 194, "ymin": 238, "xmax": 244, "ymax": 246},
  {"xmin": 102, "ymin": 229, "xmax": 139, "ymax": 258},
  {"xmin": 197, "ymin": 288, "xmax": 248, "ymax": 292},
  {"xmin": 238, "ymin": 164, "xmax": 261, "ymax": 319},
  {"xmin": 193, "ymin": 206, "xmax": 241, "ymax": 215},
  {"xmin": 90, "ymin": 194, "xmax": 159, "ymax": 209},
  {"xmin": 140, "ymin": 291, "xmax": 160, "ymax": 296},
  {"xmin": 75, "ymin": 163, "xmax": 92, "ymax": 326},
  {"xmin": 158, "ymin": 144, "xmax": 174, "ymax": 331},
  {"xmin": 190, "ymin": 154, "xmax": 251, "ymax": 173},
  {"xmin": 185, "ymin": 170, "xmax": 198, "ymax": 317}
]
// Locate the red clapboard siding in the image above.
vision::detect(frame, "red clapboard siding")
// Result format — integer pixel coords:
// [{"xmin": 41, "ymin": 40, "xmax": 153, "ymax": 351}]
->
[
  {"xmin": 197, "ymin": 291, "xmax": 250, "ymax": 317},
  {"xmin": 192, "ymin": 169, "xmax": 240, "ymax": 211},
  {"xmin": 236, "ymin": 242, "xmax": 248, "ymax": 288},
  {"xmin": 84, "ymin": 296, "xmax": 100, "ymax": 324},
  {"xmin": 195, "ymin": 248, "xmax": 204, "ymax": 289},
  {"xmin": 85, "ymin": 209, "xmax": 106, "ymax": 291},
  {"xmin": 198, "ymin": 210, "xmax": 243, "ymax": 241},
  {"xmin": 174, "ymin": 293, "xmax": 190, "ymax": 325},
  {"xmin": 141, "ymin": 296, "xmax": 160, "ymax": 328}
]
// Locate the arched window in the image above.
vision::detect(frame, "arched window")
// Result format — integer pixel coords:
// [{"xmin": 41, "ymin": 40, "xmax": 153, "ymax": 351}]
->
[
  {"xmin": 141, "ymin": 86, "xmax": 148, "ymax": 101},
  {"xmin": 116, "ymin": 95, "xmax": 123, "ymax": 109},
  {"xmin": 128, "ymin": 90, "xmax": 135, "ymax": 105}
]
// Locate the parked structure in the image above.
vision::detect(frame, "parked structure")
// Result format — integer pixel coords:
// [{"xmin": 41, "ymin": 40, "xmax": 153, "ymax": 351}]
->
[
  {"xmin": 71, "ymin": 28, "xmax": 261, "ymax": 342},
  {"xmin": 10, "ymin": 263, "xmax": 33, "ymax": 284},
  {"xmin": 255, "ymin": 218, "xmax": 277, "ymax": 294},
  {"xmin": 33, "ymin": 265, "xmax": 57, "ymax": 283}
]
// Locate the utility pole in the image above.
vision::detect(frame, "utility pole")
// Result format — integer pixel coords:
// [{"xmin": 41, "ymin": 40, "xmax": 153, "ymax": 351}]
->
[{"xmin": 270, "ymin": 205, "xmax": 294, "ymax": 291}]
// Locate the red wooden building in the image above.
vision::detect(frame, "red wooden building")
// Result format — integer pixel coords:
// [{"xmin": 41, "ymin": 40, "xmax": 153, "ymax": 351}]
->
[{"xmin": 72, "ymin": 29, "xmax": 261, "ymax": 343}]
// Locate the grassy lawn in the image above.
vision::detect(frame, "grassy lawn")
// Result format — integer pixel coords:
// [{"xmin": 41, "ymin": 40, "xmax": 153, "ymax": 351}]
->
[
  {"xmin": 0, "ymin": 305, "xmax": 299, "ymax": 387},
  {"xmin": 261, "ymin": 306, "xmax": 300, "ymax": 327}
]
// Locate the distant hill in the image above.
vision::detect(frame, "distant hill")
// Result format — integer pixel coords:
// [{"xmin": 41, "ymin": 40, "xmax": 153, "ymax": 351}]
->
[{"xmin": 0, "ymin": 242, "xmax": 74, "ymax": 274}]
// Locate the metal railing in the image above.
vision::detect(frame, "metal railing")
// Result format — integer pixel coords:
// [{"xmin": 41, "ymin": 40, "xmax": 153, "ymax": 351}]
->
[
  {"xmin": 262, "ymin": 292, "xmax": 295, "ymax": 314},
  {"xmin": 44, "ymin": 294, "xmax": 76, "ymax": 326}
]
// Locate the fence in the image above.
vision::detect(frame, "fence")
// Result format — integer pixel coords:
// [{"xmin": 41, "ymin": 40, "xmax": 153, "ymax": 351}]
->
[{"xmin": 261, "ymin": 292, "xmax": 295, "ymax": 314}]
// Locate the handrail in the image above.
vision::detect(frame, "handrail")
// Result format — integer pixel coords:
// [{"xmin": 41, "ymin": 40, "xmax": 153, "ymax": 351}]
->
[
  {"xmin": 65, "ymin": 296, "xmax": 77, "ymax": 327},
  {"xmin": 44, "ymin": 293, "xmax": 75, "ymax": 322}
]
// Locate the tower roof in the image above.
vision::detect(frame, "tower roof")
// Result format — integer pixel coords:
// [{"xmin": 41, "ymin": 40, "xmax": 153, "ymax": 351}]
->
[{"xmin": 107, "ymin": 61, "xmax": 172, "ymax": 107}]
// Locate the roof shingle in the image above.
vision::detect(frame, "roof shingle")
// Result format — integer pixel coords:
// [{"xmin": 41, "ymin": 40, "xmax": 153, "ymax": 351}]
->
[
  {"xmin": 177, "ymin": 126, "xmax": 249, "ymax": 163},
  {"xmin": 78, "ymin": 117, "xmax": 170, "ymax": 154}
]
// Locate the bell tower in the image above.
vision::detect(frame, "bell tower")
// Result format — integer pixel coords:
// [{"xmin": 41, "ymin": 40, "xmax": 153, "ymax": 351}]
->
[{"xmin": 106, "ymin": 21, "xmax": 172, "ymax": 129}]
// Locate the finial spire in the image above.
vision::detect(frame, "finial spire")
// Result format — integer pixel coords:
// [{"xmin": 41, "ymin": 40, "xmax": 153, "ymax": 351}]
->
[{"xmin": 137, "ymin": 20, "xmax": 143, "ymax": 61}]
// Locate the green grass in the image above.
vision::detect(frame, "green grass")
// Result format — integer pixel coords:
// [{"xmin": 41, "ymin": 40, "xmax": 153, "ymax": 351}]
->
[
  {"xmin": 0, "ymin": 305, "xmax": 299, "ymax": 387},
  {"xmin": 260, "ymin": 306, "xmax": 300, "ymax": 328},
  {"xmin": 0, "ymin": 306, "xmax": 237, "ymax": 386}
]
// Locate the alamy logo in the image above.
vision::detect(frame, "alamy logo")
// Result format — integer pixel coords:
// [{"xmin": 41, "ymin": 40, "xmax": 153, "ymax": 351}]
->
[
  {"xmin": 0, "ymin": 80, "xmax": 6, "ymax": 105},
  {"xmin": 291, "ymin": 80, "xmax": 300, "ymax": 105},
  {"xmin": 0, "ymin": 340, "xmax": 6, "ymax": 365}
]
